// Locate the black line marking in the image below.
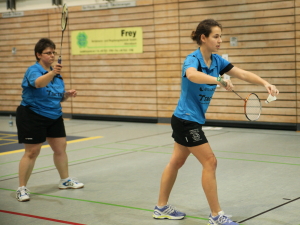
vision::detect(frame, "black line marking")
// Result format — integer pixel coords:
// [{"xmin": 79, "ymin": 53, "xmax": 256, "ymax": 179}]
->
[{"xmin": 238, "ymin": 197, "xmax": 300, "ymax": 223}]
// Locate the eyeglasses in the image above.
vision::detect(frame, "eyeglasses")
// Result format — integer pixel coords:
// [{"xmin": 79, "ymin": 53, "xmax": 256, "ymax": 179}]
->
[{"xmin": 42, "ymin": 51, "xmax": 57, "ymax": 55}]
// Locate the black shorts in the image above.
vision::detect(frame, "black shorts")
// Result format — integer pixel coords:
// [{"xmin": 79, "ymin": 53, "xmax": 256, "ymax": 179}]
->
[
  {"xmin": 171, "ymin": 114, "xmax": 208, "ymax": 147},
  {"xmin": 16, "ymin": 105, "xmax": 66, "ymax": 144}
]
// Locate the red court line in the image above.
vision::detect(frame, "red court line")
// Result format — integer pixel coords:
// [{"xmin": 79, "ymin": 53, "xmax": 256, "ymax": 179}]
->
[{"xmin": 0, "ymin": 210, "xmax": 86, "ymax": 225}]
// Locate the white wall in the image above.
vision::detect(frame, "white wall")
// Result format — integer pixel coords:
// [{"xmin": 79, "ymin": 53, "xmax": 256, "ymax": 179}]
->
[{"xmin": 0, "ymin": 0, "xmax": 128, "ymax": 13}]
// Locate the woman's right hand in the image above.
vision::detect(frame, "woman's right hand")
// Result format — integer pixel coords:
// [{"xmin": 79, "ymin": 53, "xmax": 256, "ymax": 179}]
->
[
  {"xmin": 223, "ymin": 79, "xmax": 234, "ymax": 91},
  {"xmin": 52, "ymin": 63, "xmax": 63, "ymax": 75},
  {"xmin": 217, "ymin": 77, "xmax": 234, "ymax": 91}
]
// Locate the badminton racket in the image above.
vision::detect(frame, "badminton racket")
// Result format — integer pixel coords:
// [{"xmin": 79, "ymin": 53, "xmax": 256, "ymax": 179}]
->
[
  {"xmin": 58, "ymin": 3, "xmax": 68, "ymax": 64},
  {"xmin": 232, "ymin": 90, "xmax": 262, "ymax": 121}
]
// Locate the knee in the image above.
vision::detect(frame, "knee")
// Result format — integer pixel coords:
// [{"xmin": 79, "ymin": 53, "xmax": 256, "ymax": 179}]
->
[
  {"xmin": 52, "ymin": 142, "xmax": 67, "ymax": 156},
  {"xmin": 53, "ymin": 148, "xmax": 66, "ymax": 156},
  {"xmin": 169, "ymin": 159, "xmax": 186, "ymax": 170},
  {"xmin": 25, "ymin": 148, "xmax": 40, "ymax": 159},
  {"xmin": 203, "ymin": 155, "xmax": 217, "ymax": 170}
]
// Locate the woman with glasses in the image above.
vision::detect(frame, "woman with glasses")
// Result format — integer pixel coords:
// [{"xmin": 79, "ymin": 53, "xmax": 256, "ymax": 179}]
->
[{"xmin": 15, "ymin": 38, "xmax": 84, "ymax": 202}]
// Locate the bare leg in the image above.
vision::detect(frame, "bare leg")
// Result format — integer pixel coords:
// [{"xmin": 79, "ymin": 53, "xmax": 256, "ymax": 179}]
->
[
  {"xmin": 47, "ymin": 137, "xmax": 69, "ymax": 179},
  {"xmin": 188, "ymin": 143, "xmax": 221, "ymax": 216},
  {"xmin": 19, "ymin": 143, "xmax": 42, "ymax": 187},
  {"xmin": 157, "ymin": 142, "xmax": 190, "ymax": 206}
]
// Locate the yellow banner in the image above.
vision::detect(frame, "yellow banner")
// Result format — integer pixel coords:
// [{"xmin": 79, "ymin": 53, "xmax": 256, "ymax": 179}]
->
[{"xmin": 71, "ymin": 27, "xmax": 143, "ymax": 55}]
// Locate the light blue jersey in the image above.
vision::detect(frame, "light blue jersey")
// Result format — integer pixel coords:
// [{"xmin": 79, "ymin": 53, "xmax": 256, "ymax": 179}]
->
[
  {"xmin": 20, "ymin": 62, "xmax": 65, "ymax": 120},
  {"xmin": 174, "ymin": 48, "xmax": 233, "ymax": 124}
]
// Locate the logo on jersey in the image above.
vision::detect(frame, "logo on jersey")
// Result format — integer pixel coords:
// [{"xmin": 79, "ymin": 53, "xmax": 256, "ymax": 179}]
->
[
  {"xmin": 199, "ymin": 87, "xmax": 216, "ymax": 92},
  {"xmin": 199, "ymin": 94, "xmax": 212, "ymax": 104},
  {"xmin": 46, "ymin": 90, "xmax": 64, "ymax": 97},
  {"xmin": 199, "ymin": 87, "xmax": 216, "ymax": 104}
]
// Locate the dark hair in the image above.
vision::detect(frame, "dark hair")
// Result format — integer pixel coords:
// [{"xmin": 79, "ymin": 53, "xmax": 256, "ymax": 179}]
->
[
  {"xmin": 191, "ymin": 19, "xmax": 222, "ymax": 45},
  {"xmin": 34, "ymin": 38, "xmax": 56, "ymax": 61}
]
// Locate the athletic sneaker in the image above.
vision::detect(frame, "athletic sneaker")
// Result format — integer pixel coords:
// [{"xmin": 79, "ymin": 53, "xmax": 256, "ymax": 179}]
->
[
  {"xmin": 58, "ymin": 178, "xmax": 84, "ymax": 189},
  {"xmin": 208, "ymin": 211, "xmax": 239, "ymax": 225},
  {"xmin": 153, "ymin": 204, "xmax": 186, "ymax": 220},
  {"xmin": 16, "ymin": 186, "xmax": 30, "ymax": 202}
]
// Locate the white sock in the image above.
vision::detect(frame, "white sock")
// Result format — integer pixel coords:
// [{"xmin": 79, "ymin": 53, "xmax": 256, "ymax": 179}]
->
[
  {"xmin": 61, "ymin": 177, "xmax": 70, "ymax": 182},
  {"xmin": 212, "ymin": 211, "xmax": 223, "ymax": 218}
]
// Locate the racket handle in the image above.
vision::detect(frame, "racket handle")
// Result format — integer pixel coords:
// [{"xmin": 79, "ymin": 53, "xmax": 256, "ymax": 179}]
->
[{"xmin": 58, "ymin": 56, "xmax": 62, "ymax": 64}]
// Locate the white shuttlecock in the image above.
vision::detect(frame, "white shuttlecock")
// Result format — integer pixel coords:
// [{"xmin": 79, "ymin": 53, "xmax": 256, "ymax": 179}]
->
[{"xmin": 265, "ymin": 94, "xmax": 277, "ymax": 104}]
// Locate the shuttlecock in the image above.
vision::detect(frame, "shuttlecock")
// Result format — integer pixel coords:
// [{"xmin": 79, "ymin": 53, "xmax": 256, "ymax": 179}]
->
[{"xmin": 265, "ymin": 94, "xmax": 277, "ymax": 104}]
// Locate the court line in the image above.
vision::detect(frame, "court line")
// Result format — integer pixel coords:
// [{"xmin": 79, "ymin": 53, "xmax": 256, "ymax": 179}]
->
[
  {"xmin": 0, "ymin": 133, "xmax": 17, "ymax": 137},
  {"xmin": 114, "ymin": 143, "xmax": 300, "ymax": 159},
  {"xmin": 216, "ymin": 157, "xmax": 300, "ymax": 166},
  {"xmin": 93, "ymin": 146, "xmax": 300, "ymax": 166},
  {"xmin": 68, "ymin": 124, "xmax": 122, "ymax": 135},
  {"xmin": 0, "ymin": 142, "xmax": 154, "ymax": 166},
  {"xmin": 0, "ymin": 136, "xmax": 103, "ymax": 156},
  {"xmin": 0, "ymin": 209, "xmax": 86, "ymax": 225},
  {"xmin": 238, "ymin": 197, "xmax": 300, "ymax": 223},
  {"xmin": 0, "ymin": 188, "xmax": 209, "ymax": 222},
  {"xmin": 0, "ymin": 146, "xmax": 99, "ymax": 166},
  {"xmin": 0, "ymin": 140, "xmax": 18, "ymax": 146},
  {"xmin": 214, "ymin": 150, "xmax": 300, "ymax": 159},
  {"xmin": 0, "ymin": 149, "xmax": 126, "ymax": 178},
  {"xmin": 1, "ymin": 144, "xmax": 299, "ymax": 179}
]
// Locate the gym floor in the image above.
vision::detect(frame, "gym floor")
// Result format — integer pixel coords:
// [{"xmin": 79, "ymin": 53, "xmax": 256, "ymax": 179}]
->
[{"xmin": 0, "ymin": 116, "xmax": 299, "ymax": 225}]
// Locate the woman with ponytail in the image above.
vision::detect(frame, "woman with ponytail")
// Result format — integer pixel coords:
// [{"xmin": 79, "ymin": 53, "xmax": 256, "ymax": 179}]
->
[{"xmin": 152, "ymin": 19, "xmax": 278, "ymax": 225}]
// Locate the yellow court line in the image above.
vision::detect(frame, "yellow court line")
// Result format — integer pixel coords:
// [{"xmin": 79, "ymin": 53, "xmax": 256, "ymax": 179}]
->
[
  {"xmin": 0, "ymin": 141, "xmax": 19, "ymax": 147},
  {"xmin": 0, "ymin": 134, "xmax": 17, "ymax": 138},
  {"xmin": 0, "ymin": 133, "xmax": 17, "ymax": 135},
  {"xmin": 0, "ymin": 136, "xmax": 103, "ymax": 156},
  {"xmin": 0, "ymin": 139, "xmax": 18, "ymax": 141}
]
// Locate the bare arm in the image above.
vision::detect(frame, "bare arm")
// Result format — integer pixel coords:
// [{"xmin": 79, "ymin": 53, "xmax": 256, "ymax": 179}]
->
[
  {"xmin": 61, "ymin": 89, "xmax": 77, "ymax": 102},
  {"xmin": 226, "ymin": 67, "xmax": 279, "ymax": 96},
  {"xmin": 226, "ymin": 67, "xmax": 268, "ymax": 86},
  {"xmin": 186, "ymin": 67, "xmax": 234, "ymax": 90},
  {"xmin": 35, "ymin": 64, "xmax": 62, "ymax": 88}
]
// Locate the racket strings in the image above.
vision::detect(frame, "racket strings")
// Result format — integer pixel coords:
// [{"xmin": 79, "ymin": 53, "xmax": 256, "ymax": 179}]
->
[
  {"xmin": 61, "ymin": 5, "xmax": 68, "ymax": 31},
  {"xmin": 245, "ymin": 94, "xmax": 261, "ymax": 121},
  {"xmin": 58, "ymin": 4, "xmax": 68, "ymax": 61}
]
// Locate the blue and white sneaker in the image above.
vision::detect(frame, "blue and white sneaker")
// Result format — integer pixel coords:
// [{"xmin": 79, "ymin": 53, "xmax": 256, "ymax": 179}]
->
[
  {"xmin": 16, "ymin": 186, "xmax": 30, "ymax": 202},
  {"xmin": 58, "ymin": 177, "xmax": 84, "ymax": 189},
  {"xmin": 208, "ymin": 211, "xmax": 239, "ymax": 225},
  {"xmin": 153, "ymin": 204, "xmax": 186, "ymax": 220}
]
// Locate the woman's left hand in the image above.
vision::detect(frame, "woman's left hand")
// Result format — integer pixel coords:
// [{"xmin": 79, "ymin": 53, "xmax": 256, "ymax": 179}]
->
[
  {"xmin": 65, "ymin": 89, "xmax": 77, "ymax": 98},
  {"xmin": 265, "ymin": 84, "xmax": 279, "ymax": 96}
]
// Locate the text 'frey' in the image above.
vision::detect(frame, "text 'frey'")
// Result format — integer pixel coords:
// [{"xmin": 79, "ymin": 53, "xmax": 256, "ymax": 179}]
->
[{"xmin": 121, "ymin": 30, "xmax": 136, "ymax": 37}]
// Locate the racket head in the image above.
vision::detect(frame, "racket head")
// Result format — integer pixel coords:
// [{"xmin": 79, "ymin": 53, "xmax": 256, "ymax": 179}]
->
[
  {"xmin": 244, "ymin": 93, "xmax": 262, "ymax": 121},
  {"xmin": 61, "ymin": 4, "xmax": 68, "ymax": 31}
]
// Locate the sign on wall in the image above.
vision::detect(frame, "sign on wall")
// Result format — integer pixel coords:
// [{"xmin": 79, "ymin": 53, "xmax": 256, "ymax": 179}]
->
[
  {"xmin": 82, "ymin": 1, "xmax": 136, "ymax": 11},
  {"xmin": 2, "ymin": 11, "xmax": 24, "ymax": 18},
  {"xmin": 71, "ymin": 27, "xmax": 143, "ymax": 55}
]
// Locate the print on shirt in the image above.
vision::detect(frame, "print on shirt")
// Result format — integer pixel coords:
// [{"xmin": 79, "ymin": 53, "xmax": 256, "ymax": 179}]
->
[{"xmin": 199, "ymin": 86, "xmax": 216, "ymax": 104}]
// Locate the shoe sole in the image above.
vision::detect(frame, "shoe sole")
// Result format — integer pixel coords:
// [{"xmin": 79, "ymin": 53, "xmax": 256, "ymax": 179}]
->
[
  {"xmin": 59, "ymin": 185, "xmax": 84, "ymax": 189},
  {"xmin": 17, "ymin": 197, "xmax": 30, "ymax": 202},
  {"xmin": 153, "ymin": 215, "xmax": 184, "ymax": 220}
]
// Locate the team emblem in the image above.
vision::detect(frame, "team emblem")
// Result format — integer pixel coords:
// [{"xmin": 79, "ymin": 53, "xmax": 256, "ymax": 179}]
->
[{"xmin": 189, "ymin": 129, "xmax": 202, "ymax": 142}]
